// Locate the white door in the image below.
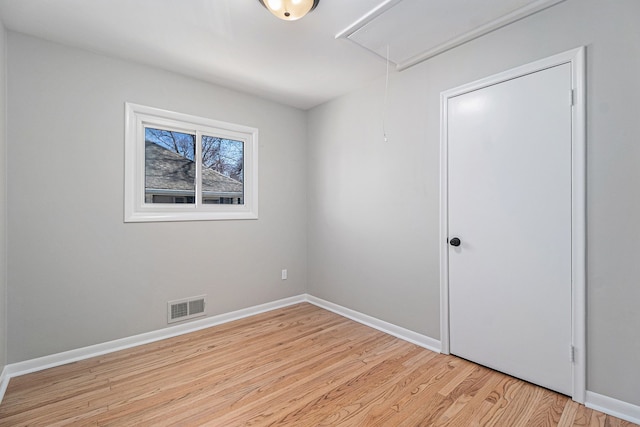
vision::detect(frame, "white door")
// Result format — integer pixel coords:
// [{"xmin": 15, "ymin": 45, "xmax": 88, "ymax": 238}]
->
[{"xmin": 447, "ymin": 63, "xmax": 573, "ymax": 395}]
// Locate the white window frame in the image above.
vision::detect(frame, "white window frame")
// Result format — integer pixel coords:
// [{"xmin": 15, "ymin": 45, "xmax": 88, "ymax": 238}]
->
[{"xmin": 124, "ymin": 103, "xmax": 258, "ymax": 222}]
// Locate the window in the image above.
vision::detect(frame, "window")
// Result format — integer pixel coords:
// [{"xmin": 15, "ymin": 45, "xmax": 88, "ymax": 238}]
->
[{"xmin": 125, "ymin": 103, "xmax": 258, "ymax": 222}]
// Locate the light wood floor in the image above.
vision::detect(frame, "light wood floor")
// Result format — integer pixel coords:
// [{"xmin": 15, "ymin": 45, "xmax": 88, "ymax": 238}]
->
[{"xmin": 0, "ymin": 303, "xmax": 636, "ymax": 426}]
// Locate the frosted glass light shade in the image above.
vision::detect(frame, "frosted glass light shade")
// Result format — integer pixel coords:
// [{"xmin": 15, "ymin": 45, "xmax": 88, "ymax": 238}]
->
[{"xmin": 259, "ymin": 0, "xmax": 319, "ymax": 21}]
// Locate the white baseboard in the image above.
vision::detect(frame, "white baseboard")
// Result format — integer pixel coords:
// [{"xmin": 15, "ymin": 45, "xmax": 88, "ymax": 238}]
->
[
  {"xmin": 586, "ymin": 391, "xmax": 640, "ymax": 425},
  {"xmin": 4, "ymin": 293, "xmax": 638, "ymax": 426},
  {"xmin": 1, "ymin": 294, "xmax": 439, "ymax": 383},
  {"xmin": 0, "ymin": 366, "xmax": 9, "ymax": 404},
  {"xmin": 305, "ymin": 295, "xmax": 441, "ymax": 353},
  {"xmin": 0, "ymin": 293, "xmax": 442, "ymax": 405},
  {"xmin": 2, "ymin": 295, "xmax": 306, "ymax": 382}
]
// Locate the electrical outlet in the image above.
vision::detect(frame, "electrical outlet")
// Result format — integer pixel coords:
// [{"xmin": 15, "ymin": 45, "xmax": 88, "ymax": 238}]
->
[{"xmin": 281, "ymin": 269, "xmax": 288, "ymax": 280}]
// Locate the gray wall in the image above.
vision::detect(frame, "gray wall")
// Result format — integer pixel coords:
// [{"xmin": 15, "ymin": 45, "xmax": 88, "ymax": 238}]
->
[
  {"xmin": 6, "ymin": 33, "xmax": 307, "ymax": 362},
  {"xmin": 0, "ymin": 19, "xmax": 7, "ymax": 372},
  {"xmin": 308, "ymin": 0, "xmax": 640, "ymax": 406}
]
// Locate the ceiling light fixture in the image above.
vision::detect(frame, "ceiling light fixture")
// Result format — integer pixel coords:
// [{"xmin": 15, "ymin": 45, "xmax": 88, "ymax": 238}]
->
[{"xmin": 258, "ymin": 0, "xmax": 319, "ymax": 21}]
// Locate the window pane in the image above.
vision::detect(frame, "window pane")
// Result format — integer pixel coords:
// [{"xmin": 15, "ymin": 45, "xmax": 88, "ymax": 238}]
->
[
  {"xmin": 145, "ymin": 128, "xmax": 196, "ymax": 204},
  {"xmin": 201, "ymin": 136, "xmax": 244, "ymax": 205}
]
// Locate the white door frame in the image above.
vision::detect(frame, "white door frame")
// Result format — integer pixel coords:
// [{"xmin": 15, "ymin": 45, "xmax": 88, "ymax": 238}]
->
[{"xmin": 439, "ymin": 47, "xmax": 586, "ymax": 403}]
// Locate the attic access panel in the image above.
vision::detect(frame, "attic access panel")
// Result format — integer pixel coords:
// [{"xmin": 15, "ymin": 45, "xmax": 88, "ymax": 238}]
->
[{"xmin": 337, "ymin": 0, "xmax": 566, "ymax": 70}]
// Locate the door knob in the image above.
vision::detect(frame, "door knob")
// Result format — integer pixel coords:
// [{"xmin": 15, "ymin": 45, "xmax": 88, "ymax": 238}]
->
[{"xmin": 449, "ymin": 237, "xmax": 461, "ymax": 247}]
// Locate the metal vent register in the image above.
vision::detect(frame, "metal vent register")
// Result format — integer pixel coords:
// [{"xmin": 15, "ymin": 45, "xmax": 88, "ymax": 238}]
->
[{"xmin": 168, "ymin": 295, "xmax": 206, "ymax": 323}]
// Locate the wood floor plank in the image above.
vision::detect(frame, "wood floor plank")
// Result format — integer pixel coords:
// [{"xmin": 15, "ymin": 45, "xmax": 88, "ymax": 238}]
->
[
  {"xmin": 590, "ymin": 410, "xmax": 608, "ymax": 427},
  {"xmin": 474, "ymin": 376, "xmax": 527, "ymax": 427},
  {"xmin": 0, "ymin": 303, "xmax": 636, "ymax": 426},
  {"xmin": 524, "ymin": 388, "xmax": 567, "ymax": 426},
  {"xmin": 271, "ymin": 345, "xmax": 431, "ymax": 426},
  {"xmin": 196, "ymin": 338, "xmax": 410, "ymax": 426},
  {"xmin": 360, "ymin": 353, "xmax": 465, "ymax": 426},
  {"xmin": 437, "ymin": 368, "xmax": 507, "ymax": 427},
  {"xmin": 558, "ymin": 399, "xmax": 580, "ymax": 426},
  {"xmin": 100, "ymin": 331, "xmax": 393, "ymax": 425},
  {"xmin": 317, "ymin": 351, "xmax": 441, "ymax": 426},
  {"xmin": 365, "ymin": 357, "xmax": 469, "ymax": 426},
  {"xmin": 573, "ymin": 404, "xmax": 594, "ymax": 426},
  {"xmin": 442, "ymin": 373, "xmax": 506, "ymax": 427}
]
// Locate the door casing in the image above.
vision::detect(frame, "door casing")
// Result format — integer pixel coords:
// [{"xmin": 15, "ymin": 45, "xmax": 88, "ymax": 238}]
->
[{"xmin": 439, "ymin": 47, "xmax": 586, "ymax": 403}]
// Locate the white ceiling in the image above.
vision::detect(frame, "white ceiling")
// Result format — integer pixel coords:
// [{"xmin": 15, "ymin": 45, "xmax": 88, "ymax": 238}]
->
[{"xmin": 0, "ymin": 0, "xmax": 564, "ymax": 110}]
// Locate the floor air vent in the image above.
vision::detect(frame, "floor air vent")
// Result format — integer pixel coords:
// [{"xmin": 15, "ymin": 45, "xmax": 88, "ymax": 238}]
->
[{"xmin": 168, "ymin": 295, "xmax": 206, "ymax": 323}]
